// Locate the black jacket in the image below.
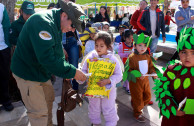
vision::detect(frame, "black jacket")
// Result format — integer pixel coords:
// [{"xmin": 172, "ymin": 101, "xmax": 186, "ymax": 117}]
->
[
  {"xmin": 94, "ymin": 13, "xmax": 110, "ymax": 23},
  {"xmin": 137, "ymin": 6, "xmax": 165, "ymax": 38}
]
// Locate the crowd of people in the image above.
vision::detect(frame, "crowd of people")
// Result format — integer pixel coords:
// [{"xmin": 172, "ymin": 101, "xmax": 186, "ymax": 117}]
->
[{"xmin": 0, "ymin": 0, "xmax": 193, "ymax": 126}]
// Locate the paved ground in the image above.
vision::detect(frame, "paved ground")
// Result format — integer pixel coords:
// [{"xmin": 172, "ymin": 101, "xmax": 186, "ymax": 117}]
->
[{"xmin": 0, "ymin": 58, "xmax": 167, "ymax": 126}]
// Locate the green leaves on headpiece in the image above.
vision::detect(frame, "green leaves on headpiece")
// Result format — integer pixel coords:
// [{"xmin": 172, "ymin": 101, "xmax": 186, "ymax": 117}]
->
[
  {"xmin": 133, "ymin": 33, "xmax": 152, "ymax": 47},
  {"xmin": 178, "ymin": 27, "xmax": 194, "ymax": 52}
]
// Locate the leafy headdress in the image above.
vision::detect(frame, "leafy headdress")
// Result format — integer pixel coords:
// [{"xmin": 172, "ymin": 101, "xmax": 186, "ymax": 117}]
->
[
  {"xmin": 177, "ymin": 27, "xmax": 194, "ymax": 52},
  {"xmin": 133, "ymin": 33, "xmax": 152, "ymax": 47},
  {"xmin": 153, "ymin": 27, "xmax": 194, "ymax": 119}
]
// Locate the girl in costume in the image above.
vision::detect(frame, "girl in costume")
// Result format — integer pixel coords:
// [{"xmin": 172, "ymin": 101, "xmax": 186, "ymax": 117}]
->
[
  {"xmin": 81, "ymin": 31, "xmax": 122, "ymax": 126},
  {"xmin": 79, "ymin": 27, "xmax": 98, "ymax": 56},
  {"xmin": 123, "ymin": 33, "xmax": 157, "ymax": 122},
  {"xmin": 154, "ymin": 27, "xmax": 194, "ymax": 126},
  {"xmin": 118, "ymin": 30, "xmax": 134, "ymax": 94}
]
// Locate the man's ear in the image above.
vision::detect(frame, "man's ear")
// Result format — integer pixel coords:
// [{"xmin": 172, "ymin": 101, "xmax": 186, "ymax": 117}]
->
[{"xmin": 61, "ymin": 12, "xmax": 68, "ymax": 20}]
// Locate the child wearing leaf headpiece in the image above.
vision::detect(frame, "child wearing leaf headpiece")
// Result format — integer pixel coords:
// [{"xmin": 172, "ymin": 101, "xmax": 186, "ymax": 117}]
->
[
  {"xmin": 123, "ymin": 33, "xmax": 157, "ymax": 122},
  {"xmin": 153, "ymin": 27, "xmax": 194, "ymax": 126}
]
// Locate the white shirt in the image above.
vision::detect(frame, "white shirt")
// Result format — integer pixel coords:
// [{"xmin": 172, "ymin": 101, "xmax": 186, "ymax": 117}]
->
[{"xmin": 150, "ymin": 9, "xmax": 157, "ymax": 38}]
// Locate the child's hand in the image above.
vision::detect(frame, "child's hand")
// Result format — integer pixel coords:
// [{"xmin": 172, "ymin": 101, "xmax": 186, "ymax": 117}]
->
[
  {"xmin": 176, "ymin": 110, "xmax": 185, "ymax": 116},
  {"xmin": 97, "ymin": 79, "xmax": 111, "ymax": 87}
]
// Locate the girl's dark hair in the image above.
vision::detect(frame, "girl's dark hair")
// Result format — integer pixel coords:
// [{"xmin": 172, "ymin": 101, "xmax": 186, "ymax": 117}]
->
[
  {"xmin": 141, "ymin": 0, "xmax": 148, "ymax": 5},
  {"xmin": 166, "ymin": 11, "xmax": 171, "ymax": 15},
  {"xmin": 99, "ymin": 6, "xmax": 109, "ymax": 19},
  {"xmin": 95, "ymin": 31, "xmax": 112, "ymax": 49},
  {"xmin": 122, "ymin": 29, "xmax": 134, "ymax": 40}
]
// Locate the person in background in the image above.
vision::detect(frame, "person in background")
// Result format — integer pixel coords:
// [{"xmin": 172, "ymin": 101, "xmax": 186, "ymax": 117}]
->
[
  {"xmin": 170, "ymin": 0, "xmax": 194, "ymax": 60},
  {"xmin": 115, "ymin": 23, "xmax": 129, "ymax": 43},
  {"xmin": 0, "ymin": 3, "xmax": 14, "ymax": 111},
  {"xmin": 9, "ymin": 1, "xmax": 35, "ymax": 46},
  {"xmin": 130, "ymin": 0, "xmax": 148, "ymax": 34},
  {"xmin": 137, "ymin": 0, "xmax": 166, "ymax": 54},
  {"xmin": 164, "ymin": 11, "xmax": 176, "ymax": 32},
  {"xmin": 102, "ymin": 21, "xmax": 110, "ymax": 32},
  {"xmin": 79, "ymin": 27, "xmax": 98, "ymax": 56},
  {"xmin": 11, "ymin": 1, "xmax": 86, "ymax": 125},
  {"xmin": 82, "ymin": 31, "xmax": 122, "ymax": 126},
  {"xmin": 47, "ymin": 3, "xmax": 55, "ymax": 9},
  {"xmin": 118, "ymin": 30, "xmax": 134, "ymax": 94},
  {"xmin": 94, "ymin": 6, "xmax": 110, "ymax": 23}
]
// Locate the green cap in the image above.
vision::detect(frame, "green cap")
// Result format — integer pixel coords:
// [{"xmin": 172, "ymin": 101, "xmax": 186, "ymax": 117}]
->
[
  {"xmin": 59, "ymin": 1, "xmax": 86, "ymax": 33},
  {"xmin": 178, "ymin": 27, "xmax": 194, "ymax": 52},
  {"xmin": 21, "ymin": 1, "xmax": 35, "ymax": 15},
  {"xmin": 133, "ymin": 33, "xmax": 152, "ymax": 47}
]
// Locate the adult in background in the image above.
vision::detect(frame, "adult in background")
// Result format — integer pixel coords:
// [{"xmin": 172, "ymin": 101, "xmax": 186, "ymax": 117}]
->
[
  {"xmin": 11, "ymin": 1, "xmax": 87, "ymax": 126},
  {"xmin": 0, "ymin": 3, "xmax": 14, "ymax": 111},
  {"xmin": 61, "ymin": 0, "xmax": 83, "ymax": 91},
  {"xmin": 137, "ymin": 0, "xmax": 166, "ymax": 54},
  {"xmin": 130, "ymin": 0, "xmax": 148, "ymax": 34},
  {"xmin": 170, "ymin": 0, "xmax": 194, "ymax": 60},
  {"xmin": 94, "ymin": 6, "xmax": 110, "ymax": 23},
  {"xmin": 9, "ymin": 1, "xmax": 35, "ymax": 46}
]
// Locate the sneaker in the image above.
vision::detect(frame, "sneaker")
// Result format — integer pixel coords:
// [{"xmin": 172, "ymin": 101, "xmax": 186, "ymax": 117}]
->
[
  {"xmin": 3, "ymin": 103, "xmax": 14, "ymax": 111},
  {"xmin": 148, "ymin": 101, "xmax": 153, "ymax": 105},
  {"xmin": 126, "ymin": 90, "xmax": 131, "ymax": 95},
  {"xmin": 136, "ymin": 115, "xmax": 146, "ymax": 123}
]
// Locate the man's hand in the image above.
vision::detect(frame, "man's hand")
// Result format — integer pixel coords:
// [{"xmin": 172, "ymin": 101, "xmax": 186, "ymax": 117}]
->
[
  {"xmin": 74, "ymin": 69, "xmax": 86, "ymax": 82},
  {"xmin": 97, "ymin": 79, "xmax": 111, "ymax": 87},
  {"xmin": 176, "ymin": 110, "xmax": 185, "ymax": 116},
  {"xmin": 63, "ymin": 48, "xmax": 68, "ymax": 60},
  {"xmin": 163, "ymin": 37, "xmax": 166, "ymax": 43},
  {"xmin": 191, "ymin": 16, "xmax": 194, "ymax": 20},
  {"xmin": 177, "ymin": 16, "xmax": 184, "ymax": 21}
]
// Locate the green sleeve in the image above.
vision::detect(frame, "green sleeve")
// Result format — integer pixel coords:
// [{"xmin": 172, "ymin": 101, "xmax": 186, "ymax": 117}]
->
[
  {"xmin": 9, "ymin": 22, "xmax": 19, "ymax": 45},
  {"xmin": 29, "ymin": 20, "xmax": 76, "ymax": 79},
  {"xmin": 2, "ymin": 7, "xmax": 11, "ymax": 47}
]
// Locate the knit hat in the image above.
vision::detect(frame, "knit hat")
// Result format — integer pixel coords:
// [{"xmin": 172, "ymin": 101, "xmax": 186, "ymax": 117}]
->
[
  {"xmin": 21, "ymin": 1, "xmax": 35, "ymax": 15},
  {"xmin": 133, "ymin": 33, "xmax": 152, "ymax": 47},
  {"xmin": 177, "ymin": 27, "xmax": 194, "ymax": 52},
  {"xmin": 79, "ymin": 27, "xmax": 98, "ymax": 41},
  {"xmin": 59, "ymin": 0, "xmax": 86, "ymax": 33}
]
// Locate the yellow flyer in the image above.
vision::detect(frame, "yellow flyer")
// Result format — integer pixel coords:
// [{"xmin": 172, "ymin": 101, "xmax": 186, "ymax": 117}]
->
[{"xmin": 85, "ymin": 58, "xmax": 116, "ymax": 98}]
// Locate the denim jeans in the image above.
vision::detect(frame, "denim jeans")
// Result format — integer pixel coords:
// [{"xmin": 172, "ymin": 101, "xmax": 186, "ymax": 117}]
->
[
  {"xmin": 150, "ymin": 37, "xmax": 159, "ymax": 53},
  {"xmin": 63, "ymin": 36, "xmax": 79, "ymax": 90}
]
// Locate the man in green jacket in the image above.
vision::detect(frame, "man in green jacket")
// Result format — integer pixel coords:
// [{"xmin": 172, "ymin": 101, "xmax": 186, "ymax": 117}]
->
[
  {"xmin": 9, "ymin": 0, "xmax": 35, "ymax": 45},
  {"xmin": 11, "ymin": 1, "xmax": 87, "ymax": 126}
]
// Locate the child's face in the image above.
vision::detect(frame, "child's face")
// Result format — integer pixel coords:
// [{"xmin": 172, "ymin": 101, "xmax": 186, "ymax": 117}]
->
[
  {"xmin": 119, "ymin": 28, "xmax": 125, "ymax": 35},
  {"xmin": 125, "ymin": 35, "xmax": 133, "ymax": 45},
  {"xmin": 90, "ymin": 33, "xmax": 95, "ymax": 40},
  {"xmin": 95, "ymin": 39, "xmax": 108, "ymax": 56},
  {"xmin": 135, "ymin": 43, "xmax": 147, "ymax": 54},
  {"xmin": 139, "ymin": 1, "xmax": 147, "ymax": 10},
  {"xmin": 179, "ymin": 49, "xmax": 194, "ymax": 67},
  {"xmin": 102, "ymin": 25, "xmax": 109, "ymax": 32},
  {"xmin": 181, "ymin": 0, "xmax": 189, "ymax": 9},
  {"xmin": 167, "ymin": 12, "xmax": 171, "ymax": 16},
  {"xmin": 150, "ymin": 0, "xmax": 159, "ymax": 8}
]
